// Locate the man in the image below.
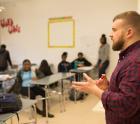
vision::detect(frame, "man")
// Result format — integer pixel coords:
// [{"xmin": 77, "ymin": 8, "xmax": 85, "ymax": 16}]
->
[
  {"xmin": 72, "ymin": 11, "xmax": 140, "ymax": 124},
  {"xmin": 0, "ymin": 44, "xmax": 13, "ymax": 71}
]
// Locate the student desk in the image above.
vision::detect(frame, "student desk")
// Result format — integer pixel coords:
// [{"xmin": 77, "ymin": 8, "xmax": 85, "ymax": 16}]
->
[
  {"xmin": 70, "ymin": 66, "xmax": 93, "ymax": 102},
  {"xmin": 31, "ymin": 72, "xmax": 75, "ymax": 112},
  {"xmin": 70, "ymin": 66, "xmax": 93, "ymax": 81},
  {"xmin": 0, "ymin": 70, "xmax": 17, "ymax": 93}
]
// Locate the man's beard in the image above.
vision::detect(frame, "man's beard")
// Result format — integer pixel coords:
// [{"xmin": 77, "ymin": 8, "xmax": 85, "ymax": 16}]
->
[{"xmin": 112, "ymin": 37, "xmax": 125, "ymax": 51}]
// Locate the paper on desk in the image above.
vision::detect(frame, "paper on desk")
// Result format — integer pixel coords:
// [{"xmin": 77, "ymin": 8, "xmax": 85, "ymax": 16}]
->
[
  {"xmin": 92, "ymin": 101, "xmax": 105, "ymax": 112},
  {"xmin": 0, "ymin": 74, "xmax": 13, "ymax": 81},
  {"xmin": 78, "ymin": 66, "xmax": 93, "ymax": 71}
]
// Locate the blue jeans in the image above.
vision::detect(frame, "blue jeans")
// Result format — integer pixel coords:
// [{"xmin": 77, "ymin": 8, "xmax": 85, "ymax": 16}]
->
[{"xmin": 97, "ymin": 59, "xmax": 109, "ymax": 78}]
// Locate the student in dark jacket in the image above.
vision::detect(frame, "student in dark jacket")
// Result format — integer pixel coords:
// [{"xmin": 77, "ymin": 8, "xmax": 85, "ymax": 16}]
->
[
  {"xmin": 58, "ymin": 52, "xmax": 71, "ymax": 72},
  {"xmin": 36, "ymin": 59, "xmax": 57, "ymax": 88},
  {"xmin": 0, "ymin": 44, "xmax": 13, "ymax": 71},
  {"xmin": 71, "ymin": 52, "xmax": 92, "ymax": 69},
  {"xmin": 36, "ymin": 59, "xmax": 52, "ymax": 78}
]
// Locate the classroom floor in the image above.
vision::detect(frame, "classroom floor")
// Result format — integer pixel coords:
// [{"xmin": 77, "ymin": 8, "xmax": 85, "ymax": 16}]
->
[{"xmin": 5, "ymin": 93, "xmax": 106, "ymax": 124}]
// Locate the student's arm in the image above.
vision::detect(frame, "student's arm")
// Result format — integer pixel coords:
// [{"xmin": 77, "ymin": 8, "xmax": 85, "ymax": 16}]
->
[
  {"xmin": 101, "ymin": 44, "xmax": 110, "ymax": 64},
  {"xmin": 71, "ymin": 60, "xmax": 76, "ymax": 69},
  {"xmin": 58, "ymin": 63, "xmax": 61, "ymax": 72},
  {"xmin": 48, "ymin": 66, "xmax": 53, "ymax": 75},
  {"xmin": 32, "ymin": 70, "xmax": 37, "ymax": 80},
  {"xmin": 7, "ymin": 51, "xmax": 12, "ymax": 66},
  {"xmin": 83, "ymin": 58, "xmax": 92, "ymax": 66}
]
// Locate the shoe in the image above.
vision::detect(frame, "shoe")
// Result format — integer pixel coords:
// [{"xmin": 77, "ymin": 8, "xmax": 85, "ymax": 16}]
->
[
  {"xmin": 85, "ymin": 93, "xmax": 88, "ymax": 96},
  {"xmin": 36, "ymin": 107, "xmax": 43, "ymax": 115},
  {"xmin": 42, "ymin": 112, "xmax": 54, "ymax": 118},
  {"xmin": 36, "ymin": 107, "xmax": 54, "ymax": 118},
  {"xmin": 48, "ymin": 113, "xmax": 54, "ymax": 118}
]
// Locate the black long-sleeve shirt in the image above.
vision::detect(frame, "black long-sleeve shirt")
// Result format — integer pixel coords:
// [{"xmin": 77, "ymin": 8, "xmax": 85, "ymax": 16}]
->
[
  {"xmin": 0, "ymin": 49, "xmax": 12, "ymax": 71},
  {"xmin": 58, "ymin": 61, "xmax": 71, "ymax": 72},
  {"xmin": 71, "ymin": 58, "xmax": 92, "ymax": 69}
]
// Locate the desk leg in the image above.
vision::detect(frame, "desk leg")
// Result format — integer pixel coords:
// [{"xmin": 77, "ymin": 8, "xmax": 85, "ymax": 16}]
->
[
  {"xmin": 32, "ymin": 104, "xmax": 37, "ymax": 124},
  {"xmin": 28, "ymin": 85, "xmax": 30, "ymax": 99},
  {"xmin": 74, "ymin": 74, "xmax": 77, "ymax": 104},
  {"xmin": 10, "ymin": 117, "xmax": 13, "ymax": 124},
  {"xmin": 61, "ymin": 79, "xmax": 65, "ymax": 112},
  {"xmin": 45, "ymin": 85, "xmax": 49, "ymax": 124}
]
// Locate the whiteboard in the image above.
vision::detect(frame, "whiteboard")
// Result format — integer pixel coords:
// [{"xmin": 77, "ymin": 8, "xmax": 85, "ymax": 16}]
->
[{"xmin": 48, "ymin": 18, "xmax": 75, "ymax": 48}]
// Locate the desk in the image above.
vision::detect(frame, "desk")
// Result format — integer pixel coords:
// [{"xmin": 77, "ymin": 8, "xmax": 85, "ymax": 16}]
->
[
  {"xmin": 0, "ymin": 98, "xmax": 37, "ymax": 124},
  {"xmin": 0, "ymin": 70, "xmax": 16, "ymax": 75},
  {"xmin": 32, "ymin": 72, "xmax": 74, "ymax": 86},
  {"xmin": 0, "ymin": 70, "xmax": 16, "ymax": 93},
  {"xmin": 70, "ymin": 67, "xmax": 93, "ymax": 102},
  {"xmin": 70, "ymin": 66, "xmax": 93, "ymax": 81},
  {"xmin": 32, "ymin": 72, "xmax": 75, "ymax": 113}
]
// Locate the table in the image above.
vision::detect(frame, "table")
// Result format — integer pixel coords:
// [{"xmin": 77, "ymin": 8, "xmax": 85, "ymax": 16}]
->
[
  {"xmin": 0, "ymin": 70, "xmax": 17, "ymax": 93},
  {"xmin": 0, "ymin": 70, "xmax": 17, "ymax": 75},
  {"xmin": 70, "ymin": 66, "xmax": 93, "ymax": 81},
  {"xmin": 70, "ymin": 66, "xmax": 93, "ymax": 102},
  {"xmin": 32, "ymin": 72, "xmax": 75, "ymax": 112}
]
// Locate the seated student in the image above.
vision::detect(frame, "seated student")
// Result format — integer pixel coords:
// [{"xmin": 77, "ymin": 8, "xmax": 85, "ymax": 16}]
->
[
  {"xmin": 71, "ymin": 52, "xmax": 92, "ymax": 81},
  {"xmin": 58, "ymin": 52, "xmax": 71, "ymax": 72},
  {"xmin": 9, "ymin": 59, "xmax": 54, "ymax": 118},
  {"xmin": 36, "ymin": 59, "xmax": 57, "ymax": 88},
  {"xmin": 36, "ymin": 59, "xmax": 52, "ymax": 78},
  {"xmin": 71, "ymin": 52, "xmax": 92, "ymax": 69}
]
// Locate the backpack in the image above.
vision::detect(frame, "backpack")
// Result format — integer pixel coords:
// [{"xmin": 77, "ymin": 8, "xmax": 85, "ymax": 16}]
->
[
  {"xmin": 0, "ymin": 93, "xmax": 22, "ymax": 114},
  {"xmin": 68, "ymin": 88, "xmax": 84, "ymax": 101}
]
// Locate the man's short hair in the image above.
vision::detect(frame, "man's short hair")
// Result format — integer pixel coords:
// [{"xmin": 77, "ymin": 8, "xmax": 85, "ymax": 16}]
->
[
  {"xmin": 62, "ymin": 52, "xmax": 68, "ymax": 57},
  {"xmin": 78, "ymin": 52, "xmax": 83, "ymax": 56},
  {"xmin": 1, "ymin": 44, "xmax": 6, "ymax": 49},
  {"xmin": 113, "ymin": 11, "xmax": 140, "ymax": 34},
  {"xmin": 23, "ymin": 59, "xmax": 31, "ymax": 65}
]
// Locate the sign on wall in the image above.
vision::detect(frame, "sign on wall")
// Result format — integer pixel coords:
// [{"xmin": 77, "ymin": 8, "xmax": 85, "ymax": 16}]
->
[
  {"xmin": 48, "ymin": 16, "xmax": 75, "ymax": 48},
  {"xmin": 0, "ymin": 18, "xmax": 21, "ymax": 34}
]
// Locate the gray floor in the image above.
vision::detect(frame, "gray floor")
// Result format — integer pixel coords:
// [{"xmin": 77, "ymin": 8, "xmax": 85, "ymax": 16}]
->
[{"xmin": 5, "ymin": 94, "xmax": 105, "ymax": 124}]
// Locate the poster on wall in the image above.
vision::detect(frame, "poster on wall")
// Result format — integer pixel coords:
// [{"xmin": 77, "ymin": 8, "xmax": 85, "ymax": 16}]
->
[{"xmin": 48, "ymin": 16, "xmax": 75, "ymax": 48}]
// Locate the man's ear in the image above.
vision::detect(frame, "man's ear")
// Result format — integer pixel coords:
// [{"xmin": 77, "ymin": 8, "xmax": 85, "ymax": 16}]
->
[{"xmin": 126, "ymin": 27, "xmax": 134, "ymax": 39}]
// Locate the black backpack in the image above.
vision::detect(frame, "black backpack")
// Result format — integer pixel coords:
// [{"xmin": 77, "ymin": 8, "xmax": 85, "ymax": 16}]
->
[{"xmin": 0, "ymin": 93, "xmax": 22, "ymax": 114}]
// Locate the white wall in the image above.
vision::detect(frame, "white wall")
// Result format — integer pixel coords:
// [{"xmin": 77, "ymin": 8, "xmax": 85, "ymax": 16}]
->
[
  {"xmin": 138, "ymin": 0, "xmax": 140, "ymax": 12},
  {"xmin": 0, "ymin": 0, "xmax": 137, "ymax": 77}
]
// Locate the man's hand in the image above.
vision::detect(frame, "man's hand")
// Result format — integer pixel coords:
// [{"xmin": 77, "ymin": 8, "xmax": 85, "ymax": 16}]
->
[
  {"xmin": 72, "ymin": 73, "xmax": 104, "ymax": 98},
  {"xmin": 72, "ymin": 73, "xmax": 96, "ymax": 93},
  {"xmin": 96, "ymin": 74, "xmax": 109, "ymax": 90},
  {"xmin": 99, "ymin": 64, "xmax": 102, "ymax": 69}
]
